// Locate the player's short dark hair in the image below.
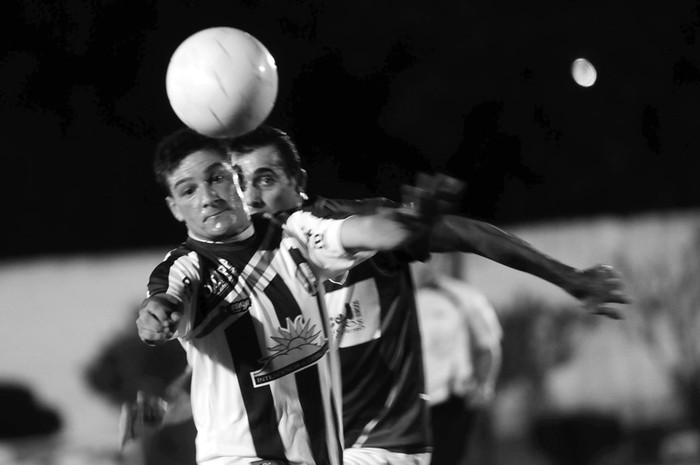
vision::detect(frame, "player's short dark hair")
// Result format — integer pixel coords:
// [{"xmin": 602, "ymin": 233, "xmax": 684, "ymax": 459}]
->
[
  {"xmin": 226, "ymin": 125, "xmax": 304, "ymax": 183},
  {"xmin": 153, "ymin": 127, "xmax": 228, "ymax": 194}
]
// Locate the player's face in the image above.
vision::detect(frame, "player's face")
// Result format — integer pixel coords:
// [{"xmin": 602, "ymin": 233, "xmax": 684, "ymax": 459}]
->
[
  {"xmin": 165, "ymin": 149, "xmax": 250, "ymax": 241},
  {"xmin": 231, "ymin": 144, "xmax": 303, "ymax": 215}
]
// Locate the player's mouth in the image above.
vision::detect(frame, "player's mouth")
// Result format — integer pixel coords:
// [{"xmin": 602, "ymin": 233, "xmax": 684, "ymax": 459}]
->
[{"xmin": 205, "ymin": 209, "xmax": 230, "ymax": 222}]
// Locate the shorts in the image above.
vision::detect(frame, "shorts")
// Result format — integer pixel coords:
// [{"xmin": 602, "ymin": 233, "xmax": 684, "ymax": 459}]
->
[{"xmin": 343, "ymin": 447, "xmax": 431, "ymax": 465}]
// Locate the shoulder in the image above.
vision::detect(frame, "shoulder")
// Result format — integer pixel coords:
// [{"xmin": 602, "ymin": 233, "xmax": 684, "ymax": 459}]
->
[
  {"xmin": 149, "ymin": 244, "xmax": 202, "ymax": 280},
  {"xmin": 147, "ymin": 244, "xmax": 203, "ymax": 296},
  {"xmin": 156, "ymin": 243, "xmax": 199, "ymax": 269}
]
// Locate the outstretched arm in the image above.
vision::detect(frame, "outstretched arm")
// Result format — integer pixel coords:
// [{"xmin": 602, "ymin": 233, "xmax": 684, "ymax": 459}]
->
[
  {"xmin": 429, "ymin": 215, "xmax": 629, "ymax": 318},
  {"xmin": 339, "ymin": 205, "xmax": 430, "ymax": 252}
]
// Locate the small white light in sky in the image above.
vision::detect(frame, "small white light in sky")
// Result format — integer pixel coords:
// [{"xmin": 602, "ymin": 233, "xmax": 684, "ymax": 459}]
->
[{"xmin": 571, "ymin": 58, "xmax": 597, "ymax": 87}]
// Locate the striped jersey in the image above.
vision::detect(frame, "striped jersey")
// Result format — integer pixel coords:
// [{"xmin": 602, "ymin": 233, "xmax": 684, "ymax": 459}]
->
[
  {"xmin": 310, "ymin": 198, "xmax": 433, "ymax": 453},
  {"xmin": 147, "ymin": 211, "xmax": 372, "ymax": 465}
]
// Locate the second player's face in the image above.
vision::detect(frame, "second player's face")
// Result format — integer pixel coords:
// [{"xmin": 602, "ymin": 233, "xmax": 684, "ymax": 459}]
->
[
  {"xmin": 166, "ymin": 149, "xmax": 250, "ymax": 241},
  {"xmin": 231, "ymin": 145, "xmax": 302, "ymax": 215}
]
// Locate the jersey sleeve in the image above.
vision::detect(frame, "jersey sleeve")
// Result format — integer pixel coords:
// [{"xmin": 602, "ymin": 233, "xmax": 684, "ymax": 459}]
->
[
  {"xmin": 146, "ymin": 248, "xmax": 202, "ymax": 340},
  {"xmin": 310, "ymin": 196, "xmax": 430, "ymax": 272},
  {"xmin": 283, "ymin": 209, "xmax": 375, "ymax": 279}
]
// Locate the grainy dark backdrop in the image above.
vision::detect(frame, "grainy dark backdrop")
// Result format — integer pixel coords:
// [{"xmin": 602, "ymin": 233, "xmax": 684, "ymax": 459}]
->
[{"xmin": 2, "ymin": 0, "xmax": 699, "ymax": 258}]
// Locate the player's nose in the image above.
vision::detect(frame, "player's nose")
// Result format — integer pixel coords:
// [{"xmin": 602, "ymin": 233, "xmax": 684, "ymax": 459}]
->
[
  {"xmin": 244, "ymin": 187, "xmax": 265, "ymax": 210},
  {"xmin": 200, "ymin": 184, "xmax": 222, "ymax": 206}
]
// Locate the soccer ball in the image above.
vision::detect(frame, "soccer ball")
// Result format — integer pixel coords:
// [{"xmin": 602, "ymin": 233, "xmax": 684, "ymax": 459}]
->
[{"xmin": 165, "ymin": 27, "xmax": 278, "ymax": 138}]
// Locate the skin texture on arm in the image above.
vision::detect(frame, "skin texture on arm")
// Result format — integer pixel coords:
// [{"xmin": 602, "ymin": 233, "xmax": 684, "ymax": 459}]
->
[
  {"xmin": 429, "ymin": 215, "xmax": 630, "ymax": 318},
  {"xmin": 430, "ymin": 215, "xmax": 580, "ymax": 283}
]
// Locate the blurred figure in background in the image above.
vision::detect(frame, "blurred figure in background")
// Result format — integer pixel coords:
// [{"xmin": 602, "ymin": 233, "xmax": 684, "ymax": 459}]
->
[{"xmin": 413, "ymin": 260, "xmax": 502, "ymax": 465}]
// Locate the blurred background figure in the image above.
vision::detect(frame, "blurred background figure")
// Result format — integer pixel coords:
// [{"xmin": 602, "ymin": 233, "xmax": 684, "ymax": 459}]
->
[
  {"xmin": 0, "ymin": 382, "xmax": 63, "ymax": 463},
  {"xmin": 0, "ymin": 382, "xmax": 62, "ymax": 441},
  {"xmin": 85, "ymin": 307, "xmax": 195, "ymax": 465},
  {"xmin": 413, "ymin": 259, "xmax": 502, "ymax": 465}
]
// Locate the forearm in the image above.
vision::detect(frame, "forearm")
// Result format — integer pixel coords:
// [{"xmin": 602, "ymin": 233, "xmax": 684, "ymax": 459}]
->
[
  {"xmin": 340, "ymin": 212, "xmax": 417, "ymax": 252},
  {"xmin": 430, "ymin": 215, "xmax": 582, "ymax": 296}
]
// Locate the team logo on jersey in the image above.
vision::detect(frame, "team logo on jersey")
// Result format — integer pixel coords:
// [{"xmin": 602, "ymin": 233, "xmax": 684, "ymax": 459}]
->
[
  {"xmin": 327, "ymin": 278, "xmax": 382, "ymax": 348},
  {"xmin": 203, "ymin": 259, "xmax": 237, "ymax": 304},
  {"xmin": 299, "ymin": 223, "xmax": 327, "ymax": 250},
  {"xmin": 224, "ymin": 297, "xmax": 251, "ymax": 315},
  {"xmin": 330, "ymin": 300, "xmax": 366, "ymax": 337},
  {"xmin": 251, "ymin": 315, "xmax": 328, "ymax": 387},
  {"xmin": 309, "ymin": 231, "xmax": 326, "ymax": 249}
]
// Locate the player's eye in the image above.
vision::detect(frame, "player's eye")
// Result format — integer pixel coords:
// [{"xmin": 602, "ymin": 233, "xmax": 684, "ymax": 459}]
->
[
  {"xmin": 257, "ymin": 175, "xmax": 276, "ymax": 188},
  {"xmin": 178, "ymin": 186, "xmax": 195, "ymax": 197},
  {"xmin": 211, "ymin": 170, "xmax": 234, "ymax": 185}
]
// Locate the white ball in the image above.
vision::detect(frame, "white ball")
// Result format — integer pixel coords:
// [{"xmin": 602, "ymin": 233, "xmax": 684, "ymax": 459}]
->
[
  {"xmin": 166, "ymin": 27, "xmax": 278, "ymax": 138},
  {"xmin": 571, "ymin": 58, "xmax": 597, "ymax": 87}
]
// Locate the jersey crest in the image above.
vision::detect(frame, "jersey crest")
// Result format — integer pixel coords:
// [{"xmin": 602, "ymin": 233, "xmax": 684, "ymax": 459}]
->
[
  {"xmin": 252, "ymin": 315, "xmax": 328, "ymax": 387},
  {"xmin": 203, "ymin": 258, "xmax": 238, "ymax": 301},
  {"xmin": 328, "ymin": 278, "xmax": 382, "ymax": 347}
]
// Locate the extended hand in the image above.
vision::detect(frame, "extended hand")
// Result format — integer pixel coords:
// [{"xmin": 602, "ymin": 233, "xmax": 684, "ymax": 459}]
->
[
  {"xmin": 136, "ymin": 295, "xmax": 182, "ymax": 345},
  {"xmin": 572, "ymin": 264, "xmax": 630, "ymax": 319}
]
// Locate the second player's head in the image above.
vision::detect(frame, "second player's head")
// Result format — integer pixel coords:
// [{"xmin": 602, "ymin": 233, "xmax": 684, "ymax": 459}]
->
[{"xmin": 227, "ymin": 125, "xmax": 307, "ymax": 215}]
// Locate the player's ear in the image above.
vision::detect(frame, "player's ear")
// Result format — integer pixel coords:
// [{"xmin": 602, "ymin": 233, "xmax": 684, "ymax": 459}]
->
[
  {"xmin": 296, "ymin": 169, "xmax": 308, "ymax": 198},
  {"xmin": 166, "ymin": 196, "xmax": 185, "ymax": 223}
]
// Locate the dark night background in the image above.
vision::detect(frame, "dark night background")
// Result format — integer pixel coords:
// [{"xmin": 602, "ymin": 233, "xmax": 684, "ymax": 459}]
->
[{"xmin": 2, "ymin": 0, "xmax": 699, "ymax": 260}]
